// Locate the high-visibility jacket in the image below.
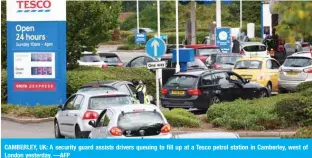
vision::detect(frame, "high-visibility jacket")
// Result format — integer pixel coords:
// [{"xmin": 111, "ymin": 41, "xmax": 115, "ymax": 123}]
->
[{"xmin": 136, "ymin": 84, "xmax": 150, "ymax": 104}]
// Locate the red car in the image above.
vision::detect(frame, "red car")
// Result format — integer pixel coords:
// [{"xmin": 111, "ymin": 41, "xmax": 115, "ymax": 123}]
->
[{"xmin": 185, "ymin": 44, "xmax": 222, "ymax": 62}]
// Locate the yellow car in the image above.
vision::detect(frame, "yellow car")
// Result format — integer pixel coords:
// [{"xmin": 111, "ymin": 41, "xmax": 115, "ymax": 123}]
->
[{"xmin": 232, "ymin": 57, "xmax": 280, "ymax": 94}]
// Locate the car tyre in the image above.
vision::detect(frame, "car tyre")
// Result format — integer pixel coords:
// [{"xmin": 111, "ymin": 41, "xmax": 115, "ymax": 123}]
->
[
  {"xmin": 54, "ymin": 120, "xmax": 65, "ymax": 138},
  {"xmin": 259, "ymin": 90, "xmax": 268, "ymax": 98},
  {"xmin": 266, "ymin": 82, "xmax": 272, "ymax": 93},
  {"xmin": 75, "ymin": 125, "xmax": 84, "ymax": 138},
  {"xmin": 210, "ymin": 96, "xmax": 221, "ymax": 105}
]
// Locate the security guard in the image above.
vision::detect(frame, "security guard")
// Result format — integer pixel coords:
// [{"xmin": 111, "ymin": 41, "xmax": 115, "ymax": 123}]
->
[{"xmin": 135, "ymin": 80, "xmax": 150, "ymax": 104}]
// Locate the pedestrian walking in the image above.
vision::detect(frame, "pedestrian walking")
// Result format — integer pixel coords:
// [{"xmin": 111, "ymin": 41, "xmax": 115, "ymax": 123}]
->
[{"xmin": 232, "ymin": 36, "xmax": 240, "ymax": 54}]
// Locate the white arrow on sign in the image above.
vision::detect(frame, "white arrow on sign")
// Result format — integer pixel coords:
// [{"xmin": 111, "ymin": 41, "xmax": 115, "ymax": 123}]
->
[{"xmin": 151, "ymin": 39, "xmax": 159, "ymax": 57}]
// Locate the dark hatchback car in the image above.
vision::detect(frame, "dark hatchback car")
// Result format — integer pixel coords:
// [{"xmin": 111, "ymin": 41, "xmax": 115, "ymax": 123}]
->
[
  {"xmin": 205, "ymin": 53, "xmax": 243, "ymax": 70},
  {"xmin": 99, "ymin": 53, "xmax": 124, "ymax": 67},
  {"xmin": 161, "ymin": 70, "xmax": 269, "ymax": 110}
]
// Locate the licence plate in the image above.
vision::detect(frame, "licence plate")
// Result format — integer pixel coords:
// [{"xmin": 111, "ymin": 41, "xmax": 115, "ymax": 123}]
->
[
  {"xmin": 170, "ymin": 91, "xmax": 185, "ymax": 95},
  {"xmin": 287, "ymin": 72, "xmax": 299, "ymax": 76}
]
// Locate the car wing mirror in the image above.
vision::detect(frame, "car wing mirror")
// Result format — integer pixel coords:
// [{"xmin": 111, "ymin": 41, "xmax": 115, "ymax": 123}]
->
[
  {"xmin": 88, "ymin": 120, "xmax": 96, "ymax": 128},
  {"xmin": 244, "ymin": 79, "xmax": 250, "ymax": 84}
]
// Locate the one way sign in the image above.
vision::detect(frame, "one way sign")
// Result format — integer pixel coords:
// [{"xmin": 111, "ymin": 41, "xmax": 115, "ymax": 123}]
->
[{"xmin": 146, "ymin": 61, "xmax": 167, "ymax": 70}]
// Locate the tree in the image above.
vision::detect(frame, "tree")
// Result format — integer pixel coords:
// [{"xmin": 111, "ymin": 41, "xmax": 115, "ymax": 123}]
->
[
  {"xmin": 1, "ymin": 2, "xmax": 7, "ymax": 69},
  {"xmin": 66, "ymin": 1, "xmax": 121, "ymax": 69},
  {"xmin": 274, "ymin": 2, "xmax": 312, "ymax": 43}
]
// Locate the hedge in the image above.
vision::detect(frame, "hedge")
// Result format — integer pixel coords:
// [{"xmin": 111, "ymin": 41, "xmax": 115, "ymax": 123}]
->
[
  {"xmin": 287, "ymin": 128, "xmax": 312, "ymax": 138},
  {"xmin": 1, "ymin": 104, "xmax": 58, "ymax": 118},
  {"xmin": 206, "ymin": 94, "xmax": 300, "ymax": 130},
  {"xmin": 1, "ymin": 67, "xmax": 156, "ymax": 102},
  {"xmin": 296, "ymin": 81, "xmax": 312, "ymax": 92},
  {"xmin": 163, "ymin": 108, "xmax": 201, "ymax": 128}
]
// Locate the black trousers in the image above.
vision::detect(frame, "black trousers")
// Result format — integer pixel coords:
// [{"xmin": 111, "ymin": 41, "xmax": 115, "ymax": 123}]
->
[{"xmin": 137, "ymin": 91, "xmax": 144, "ymax": 104}]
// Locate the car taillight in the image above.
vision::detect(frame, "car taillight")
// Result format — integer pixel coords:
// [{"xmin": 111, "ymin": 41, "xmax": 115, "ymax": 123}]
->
[
  {"xmin": 83, "ymin": 111, "xmax": 99, "ymax": 120},
  {"xmin": 240, "ymin": 49, "xmax": 245, "ymax": 55},
  {"xmin": 303, "ymin": 68, "xmax": 312, "ymax": 73},
  {"xmin": 161, "ymin": 124, "xmax": 171, "ymax": 133},
  {"xmin": 110, "ymin": 127, "xmax": 123, "ymax": 136},
  {"xmin": 188, "ymin": 89, "xmax": 202, "ymax": 95},
  {"xmin": 161, "ymin": 88, "xmax": 168, "ymax": 95},
  {"xmin": 214, "ymin": 64, "xmax": 222, "ymax": 69},
  {"xmin": 102, "ymin": 64, "xmax": 108, "ymax": 68},
  {"xmin": 117, "ymin": 63, "xmax": 123, "ymax": 67}
]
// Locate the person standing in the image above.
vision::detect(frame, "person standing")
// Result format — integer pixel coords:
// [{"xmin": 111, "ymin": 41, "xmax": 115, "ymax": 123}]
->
[
  {"xmin": 135, "ymin": 80, "xmax": 147, "ymax": 104},
  {"xmin": 232, "ymin": 36, "xmax": 240, "ymax": 54}
]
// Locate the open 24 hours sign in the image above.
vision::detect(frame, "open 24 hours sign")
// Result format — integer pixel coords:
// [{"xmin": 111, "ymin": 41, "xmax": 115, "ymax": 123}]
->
[{"xmin": 7, "ymin": 0, "xmax": 66, "ymax": 105}]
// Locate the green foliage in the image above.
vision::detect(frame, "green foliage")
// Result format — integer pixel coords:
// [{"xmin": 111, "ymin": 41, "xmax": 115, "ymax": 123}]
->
[
  {"xmin": 120, "ymin": 31, "xmax": 134, "ymax": 40},
  {"xmin": 206, "ymin": 94, "xmax": 297, "ymax": 130},
  {"xmin": 285, "ymin": 128, "xmax": 312, "ymax": 138},
  {"xmin": 1, "ymin": 104, "xmax": 58, "ymax": 118},
  {"xmin": 67, "ymin": 67, "xmax": 155, "ymax": 97},
  {"xmin": 301, "ymin": 88, "xmax": 312, "ymax": 97},
  {"xmin": 66, "ymin": 2, "xmax": 122, "ymax": 69},
  {"xmin": 275, "ymin": 2, "xmax": 312, "ymax": 43},
  {"xmin": 1, "ymin": 2, "xmax": 7, "ymax": 69},
  {"xmin": 296, "ymin": 81, "xmax": 312, "ymax": 92},
  {"xmin": 112, "ymin": 29, "xmax": 121, "ymax": 41},
  {"xmin": 1, "ymin": 69, "xmax": 7, "ymax": 102},
  {"xmin": 162, "ymin": 109, "xmax": 201, "ymax": 128},
  {"xmin": 249, "ymin": 38, "xmax": 263, "ymax": 42}
]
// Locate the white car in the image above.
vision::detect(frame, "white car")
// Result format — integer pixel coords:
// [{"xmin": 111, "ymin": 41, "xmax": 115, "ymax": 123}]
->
[
  {"xmin": 77, "ymin": 52, "xmax": 107, "ymax": 68},
  {"xmin": 240, "ymin": 42, "xmax": 270, "ymax": 58},
  {"xmin": 54, "ymin": 91, "xmax": 134, "ymax": 138},
  {"xmin": 88, "ymin": 104, "xmax": 172, "ymax": 139},
  {"xmin": 174, "ymin": 132, "xmax": 240, "ymax": 138}
]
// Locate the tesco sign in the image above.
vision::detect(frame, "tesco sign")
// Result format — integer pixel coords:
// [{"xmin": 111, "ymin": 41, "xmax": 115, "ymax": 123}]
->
[{"xmin": 16, "ymin": 0, "xmax": 51, "ymax": 12}]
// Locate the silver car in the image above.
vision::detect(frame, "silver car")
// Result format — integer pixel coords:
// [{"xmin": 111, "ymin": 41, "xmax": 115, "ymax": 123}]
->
[
  {"xmin": 88, "ymin": 104, "xmax": 172, "ymax": 139},
  {"xmin": 278, "ymin": 51, "xmax": 312, "ymax": 92},
  {"xmin": 54, "ymin": 91, "xmax": 133, "ymax": 138}
]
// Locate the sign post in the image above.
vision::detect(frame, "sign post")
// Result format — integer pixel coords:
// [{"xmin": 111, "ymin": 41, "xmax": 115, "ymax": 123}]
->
[
  {"xmin": 7, "ymin": 0, "xmax": 66, "ymax": 105},
  {"xmin": 215, "ymin": 27, "xmax": 232, "ymax": 53},
  {"xmin": 145, "ymin": 38, "xmax": 166, "ymax": 107}
]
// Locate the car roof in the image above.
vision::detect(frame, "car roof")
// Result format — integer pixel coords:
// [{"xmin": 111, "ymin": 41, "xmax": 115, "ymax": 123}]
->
[
  {"xmin": 175, "ymin": 70, "xmax": 227, "ymax": 77},
  {"xmin": 109, "ymin": 104, "xmax": 160, "ymax": 113},
  {"xmin": 241, "ymin": 42, "xmax": 265, "ymax": 46},
  {"xmin": 237, "ymin": 57, "xmax": 271, "ymax": 61},
  {"xmin": 175, "ymin": 132, "xmax": 239, "ymax": 138},
  {"xmin": 75, "ymin": 91, "xmax": 129, "ymax": 97},
  {"xmin": 81, "ymin": 80, "xmax": 130, "ymax": 86},
  {"xmin": 185, "ymin": 44, "xmax": 220, "ymax": 49},
  {"xmin": 289, "ymin": 51, "xmax": 312, "ymax": 58},
  {"xmin": 98, "ymin": 53, "xmax": 118, "ymax": 57},
  {"xmin": 216, "ymin": 53, "xmax": 243, "ymax": 57}
]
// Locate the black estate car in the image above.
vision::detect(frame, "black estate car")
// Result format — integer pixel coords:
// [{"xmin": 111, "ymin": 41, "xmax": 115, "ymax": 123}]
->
[{"xmin": 161, "ymin": 70, "xmax": 269, "ymax": 110}]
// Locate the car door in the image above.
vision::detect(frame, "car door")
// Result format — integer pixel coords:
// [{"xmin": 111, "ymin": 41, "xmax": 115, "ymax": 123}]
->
[
  {"xmin": 58, "ymin": 95, "xmax": 76, "ymax": 134},
  {"xmin": 198, "ymin": 74, "xmax": 218, "ymax": 108},
  {"xmin": 227, "ymin": 72, "xmax": 246, "ymax": 99},
  {"xmin": 213, "ymin": 72, "xmax": 237, "ymax": 101},
  {"xmin": 92, "ymin": 109, "xmax": 113, "ymax": 138},
  {"xmin": 266, "ymin": 59, "xmax": 279, "ymax": 92},
  {"xmin": 130, "ymin": 57, "xmax": 146, "ymax": 67},
  {"xmin": 67, "ymin": 94, "xmax": 84, "ymax": 136}
]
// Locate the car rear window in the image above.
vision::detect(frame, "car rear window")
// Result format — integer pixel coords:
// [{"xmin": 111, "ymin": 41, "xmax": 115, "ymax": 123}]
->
[
  {"xmin": 77, "ymin": 87, "xmax": 117, "ymax": 93},
  {"xmin": 197, "ymin": 48, "xmax": 222, "ymax": 56},
  {"xmin": 243, "ymin": 45, "xmax": 266, "ymax": 52},
  {"xmin": 165, "ymin": 75, "xmax": 198, "ymax": 88},
  {"xmin": 88, "ymin": 95, "xmax": 132, "ymax": 110},
  {"xmin": 101, "ymin": 56, "xmax": 121, "ymax": 63},
  {"xmin": 234, "ymin": 60, "xmax": 262, "ymax": 69},
  {"xmin": 217, "ymin": 56, "xmax": 242, "ymax": 65},
  {"xmin": 283, "ymin": 57, "xmax": 312, "ymax": 67},
  {"xmin": 80, "ymin": 55, "xmax": 102, "ymax": 62},
  {"xmin": 118, "ymin": 111, "xmax": 164, "ymax": 130}
]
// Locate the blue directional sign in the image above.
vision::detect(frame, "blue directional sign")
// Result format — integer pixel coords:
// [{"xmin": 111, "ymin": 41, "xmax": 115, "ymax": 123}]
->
[
  {"xmin": 216, "ymin": 27, "xmax": 232, "ymax": 53},
  {"xmin": 145, "ymin": 38, "xmax": 167, "ymax": 58},
  {"xmin": 135, "ymin": 33, "xmax": 146, "ymax": 44}
]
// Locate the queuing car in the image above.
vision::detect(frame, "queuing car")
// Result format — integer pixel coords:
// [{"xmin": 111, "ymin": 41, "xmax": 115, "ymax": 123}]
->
[
  {"xmin": 125, "ymin": 55, "xmax": 155, "ymax": 68},
  {"xmin": 78, "ymin": 53, "xmax": 106, "ymax": 68},
  {"xmin": 54, "ymin": 91, "xmax": 134, "ymax": 138},
  {"xmin": 232, "ymin": 57, "xmax": 280, "ymax": 94},
  {"xmin": 284, "ymin": 42, "xmax": 302, "ymax": 57},
  {"xmin": 239, "ymin": 42, "xmax": 270, "ymax": 58},
  {"xmin": 77, "ymin": 80, "xmax": 154, "ymax": 104},
  {"xmin": 278, "ymin": 51, "xmax": 312, "ymax": 92},
  {"xmin": 185, "ymin": 44, "xmax": 222, "ymax": 62},
  {"xmin": 161, "ymin": 70, "xmax": 269, "ymax": 110},
  {"xmin": 88, "ymin": 104, "xmax": 172, "ymax": 138},
  {"xmin": 205, "ymin": 53, "xmax": 243, "ymax": 70},
  {"xmin": 98, "ymin": 53, "xmax": 124, "ymax": 67},
  {"xmin": 174, "ymin": 132, "xmax": 240, "ymax": 138}
]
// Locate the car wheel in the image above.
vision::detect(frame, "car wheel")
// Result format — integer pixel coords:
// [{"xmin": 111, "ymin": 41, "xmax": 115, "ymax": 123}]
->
[
  {"xmin": 259, "ymin": 90, "xmax": 268, "ymax": 98},
  {"xmin": 211, "ymin": 96, "xmax": 221, "ymax": 105},
  {"xmin": 266, "ymin": 83, "xmax": 272, "ymax": 93},
  {"xmin": 75, "ymin": 125, "xmax": 84, "ymax": 138},
  {"xmin": 278, "ymin": 87, "xmax": 287, "ymax": 94},
  {"xmin": 54, "ymin": 120, "xmax": 65, "ymax": 138}
]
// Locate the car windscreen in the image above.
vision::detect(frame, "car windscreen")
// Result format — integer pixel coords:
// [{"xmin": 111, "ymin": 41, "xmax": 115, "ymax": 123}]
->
[
  {"xmin": 165, "ymin": 75, "xmax": 198, "ymax": 88},
  {"xmin": 80, "ymin": 55, "xmax": 102, "ymax": 62},
  {"xmin": 77, "ymin": 87, "xmax": 117, "ymax": 93},
  {"xmin": 234, "ymin": 60, "xmax": 262, "ymax": 69},
  {"xmin": 217, "ymin": 56, "xmax": 242, "ymax": 65},
  {"xmin": 88, "ymin": 95, "xmax": 132, "ymax": 110},
  {"xmin": 118, "ymin": 111, "xmax": 165, "ymax": 130},
  {"xmin": 101, "ymin": 56, "xmax": 121, "ymax": 63},
  {"xmin": 197, "ymin": 48, "xmax": 222, "ymax": 56},
  {"xmin": 243, "ymin": 45, "xmax": 266, "ymax": 52},
  {"xmin": 283, "ymin": 57, "xmax": 312, "ymax": 67},
  {"xmin": 170, "ymin": 59, "xmax": 207, "ymax": 69}
]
